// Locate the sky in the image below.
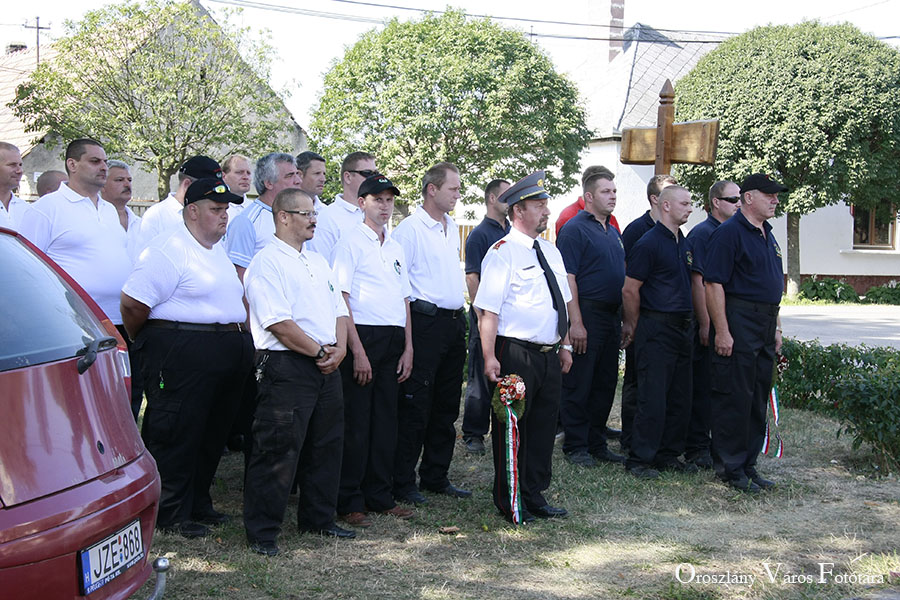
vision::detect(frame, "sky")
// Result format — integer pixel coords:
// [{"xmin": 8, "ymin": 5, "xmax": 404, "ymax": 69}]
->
[{"xmin": 2, "ymin": 0, "xmax": 898, "ymax": 125}]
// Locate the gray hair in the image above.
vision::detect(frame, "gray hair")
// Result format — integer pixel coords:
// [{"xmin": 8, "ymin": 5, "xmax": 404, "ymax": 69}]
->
[
  {"xmin": 254, "ymin": 152, "xmax": 296, "ymax": 195},
  {"xmin": 107, "ymin": 159, "xmax": 130, "ymax": 171}
]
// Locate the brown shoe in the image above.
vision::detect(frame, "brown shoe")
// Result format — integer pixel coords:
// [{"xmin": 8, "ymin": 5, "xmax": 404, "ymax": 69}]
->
[
  {"xmin": 338, "ymin": 512, "xmax": 372, "ymax": 527},
  {"xmin": 379, "ymin": 505, "xmax": 414, "ymax": 520}
]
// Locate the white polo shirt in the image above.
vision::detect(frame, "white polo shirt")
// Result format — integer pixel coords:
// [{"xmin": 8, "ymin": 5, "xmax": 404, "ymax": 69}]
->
[
  {"xmin": 244, "ymin": 237, "xmax": 348, "ymax": 350},
  {"xmin": 306, "ymin": 193, "xmax": 363, "ymax": 264},
  {"xmin": 392, "ymin": 207, "xmax": 465, "ymax": 310},
  {"xmin": 18, "ymin": 183, "xmax": 133, "ymax": 325},
  {"xmin": 125, "ymin": 206, "xmax": 142, "ymax": 262},
  {"xmin": 226, "ymin": 198, "xmax": 274, "ymax": 268},
  {"xmin": 333, "ymin": 222, "xmax": 410, "ymax": 327},
  {"xmin": 136, "ymin": 194, "xmax": 182, "ymax": 251},
  {"xmin": 0, "ymin": 193, "xmax": 31, "ymax": 231},
  {"xmin": 474, "ymin": 227, "xmax": 573, "ymax": 345},
  {"xmin": 123, "ymin": 223, "xmax": 246, "ymax": 324}
]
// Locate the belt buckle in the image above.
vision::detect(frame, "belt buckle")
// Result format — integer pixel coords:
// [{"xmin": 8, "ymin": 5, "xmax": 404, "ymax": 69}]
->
[{"xmin": 539, "ymin": 344, "xmax": 555, "ymax": 353}]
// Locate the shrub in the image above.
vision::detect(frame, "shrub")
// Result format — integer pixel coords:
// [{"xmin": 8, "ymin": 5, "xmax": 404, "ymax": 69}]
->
[
  {"xmin": 777, "ymin": 337, "xmax": 900, "ymax": 470},
  {"xmin": 862, "ymin": 282, "xmax": 900, "ymax": 305},
  {"xmin": 798, "ymin": 276, "xmax": 860, "ymax": 303}
]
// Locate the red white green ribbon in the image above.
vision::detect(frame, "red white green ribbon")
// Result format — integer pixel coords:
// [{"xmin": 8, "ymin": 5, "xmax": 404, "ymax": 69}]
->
[
  {"xmin": 763, "ymin": 385, "xmax": 784, "ymax": 458},
  {"xmin": 491, "ymin": 374, "xmax": 526, "ymax": 525}
]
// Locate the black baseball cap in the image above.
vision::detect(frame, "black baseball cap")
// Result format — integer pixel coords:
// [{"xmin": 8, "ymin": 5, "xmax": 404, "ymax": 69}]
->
[
  {"xmin": 740, "ymin": 173, "xmax": 788, "ymax": 195},
  {"xmin": 358, "ymin": 173, "xmax": 401, "ymax": 198},
  {"xmin": 180, "ymin": 155, "xmax": 223, "ymax": 180},
  {"xmin": 184, "ymin": 178, "xmax": 242, "ymax": 205}
]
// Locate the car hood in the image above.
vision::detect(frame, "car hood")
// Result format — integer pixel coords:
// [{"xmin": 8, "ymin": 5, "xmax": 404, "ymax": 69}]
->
[{"xmin": 0, "ymin": 351, "xmax": 143, "ymax": 507}]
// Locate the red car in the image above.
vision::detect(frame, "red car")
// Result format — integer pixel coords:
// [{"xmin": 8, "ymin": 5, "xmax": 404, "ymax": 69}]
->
[{"xmin": 0, "ymin": 227, "xmax": 166, "ymax": 599}]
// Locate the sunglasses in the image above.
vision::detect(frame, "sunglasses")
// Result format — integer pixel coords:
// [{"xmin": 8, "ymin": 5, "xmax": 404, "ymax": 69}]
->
[
  {"xmin": 718, "ymin": 196, "xmax": 741, "ymax": 204},
  {"xmin": 349, "ymin": 169, "xmax": 378, "ymax": 178},
  {"xmin": 283, "ymin": 209, "xmax": 318, "ymax": 218}
]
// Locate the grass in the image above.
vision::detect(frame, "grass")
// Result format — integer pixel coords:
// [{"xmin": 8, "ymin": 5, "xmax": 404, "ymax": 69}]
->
[{"xmin": 134, "ymin": 395, "xmax": 900, "ymax": 600}]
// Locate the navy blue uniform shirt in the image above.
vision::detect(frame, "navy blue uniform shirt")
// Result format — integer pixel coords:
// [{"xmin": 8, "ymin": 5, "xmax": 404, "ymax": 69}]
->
[
  {"xmin": 556, "ymin": 210, "xmax": 626, "ymax": 304},
  {"xmin": 621, "ymin": 210, "xmax": 656, "ymax": 259},
  {"xmin": 465, "ymin": 216, "xmax": 509, "ymax": 275},
  {"xmin": 626, "ymin": 221, "xmax": 693, "ymax": 313},
  {"xmin": 685, "ymin": 213, "xmax": 722, "ymax": 275},
  {"xmin": 703, "ymin": 210, "xmax": 784, "ymax": 304}
]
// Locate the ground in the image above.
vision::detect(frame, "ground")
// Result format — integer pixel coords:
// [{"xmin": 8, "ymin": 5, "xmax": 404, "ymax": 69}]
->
[{"xmin": 135, "ymin": 391, "xmax": 900, "ymax": 600}]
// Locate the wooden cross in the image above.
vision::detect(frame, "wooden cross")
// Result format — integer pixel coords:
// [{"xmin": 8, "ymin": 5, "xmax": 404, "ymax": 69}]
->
[{"xmin": 619, "ymin": 79, "xmax": 719, "ymax": 175}]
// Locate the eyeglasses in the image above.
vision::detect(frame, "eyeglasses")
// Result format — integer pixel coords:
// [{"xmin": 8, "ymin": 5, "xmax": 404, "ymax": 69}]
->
[
  {"xmin": 718, "ymin": 196, "xmax": 741, "ymax": 204},
  {"xmin": 283, "ymin": 209, "xmax": 318, "ymax": 218},
  {"xmin": 349, "ymin": 169, "xmax": 378, "ymax": 178}
]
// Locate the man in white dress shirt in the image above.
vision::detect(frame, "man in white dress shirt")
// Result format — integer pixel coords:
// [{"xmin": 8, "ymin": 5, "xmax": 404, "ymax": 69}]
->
[
  {"xmin": 392, "ymin": 162, "xmax": 470, "ymax": 505},
  {"xmin": 332, "ymin": 173, "xmax": 415, "ymax": 527},
  {"xmin": 0, "ymin": 142, "xmax": 29, "ymax": 231},
  {"xmin": 306, "ymin": 151, "xmax": 376, "ymax": 262},
  {"xmin": 19, "ymin": 139, "xmax": 132, "ymax": 329},
  {"xmin": 243, "ymin": 188, "xmax": 355, "ymax": 555},
  {"xmin": 475, "ymin": 171, "xmax": 574, "ymax": 523},
  {"xmin": 120, "ymin": 178, "xmax": 254, "ymax": 539},
  {"xmin": 136, "ymin": 155, "xmax": 223, "ymax": 251}
]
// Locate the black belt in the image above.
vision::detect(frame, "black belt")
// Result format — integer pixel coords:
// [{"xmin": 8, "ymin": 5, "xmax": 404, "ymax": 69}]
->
[
  {"xmin": 410, "ymin": 299, "xmax": 464, "ymax": 319},
  {"xmin": 146, "ymin": 319, "xmax": 245, "ymax": 333},
  {"xmin": 498, "ymin": 336, "xmax": 557, "ymax": 353},
  {"xmin": 581, "ymin": 298, "xmax": 621, "ymax": 314},
  {"xmin": 640, "ymin": 309, "xmax": 693, "ymax": 330},
  {"xmin": 726, "ymin": 296, "xmax": 780, "ymax": 316}
]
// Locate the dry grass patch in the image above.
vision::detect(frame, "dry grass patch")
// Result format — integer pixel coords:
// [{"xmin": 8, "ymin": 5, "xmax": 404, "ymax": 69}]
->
[{"xmin": 136, "ymin": 401, "xmax": 900, "ymax": 599}]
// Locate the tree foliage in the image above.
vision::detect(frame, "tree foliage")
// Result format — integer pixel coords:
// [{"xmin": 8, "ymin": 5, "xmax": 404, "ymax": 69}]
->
[
  {"xmin": 674, "ymin": 22, "xmax": 900, "ymax": 215},
  {"xmin": 12, "ymin": 0, "xmax": 295, "ymax": 199},
  {"xmin": 309, "ymin": 10, "xmax": 590, "ymax": 205}
]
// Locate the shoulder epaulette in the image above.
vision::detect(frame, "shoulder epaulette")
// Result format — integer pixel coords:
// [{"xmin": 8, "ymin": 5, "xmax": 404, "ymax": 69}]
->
[{"xmin": 492, "ymin": 240, "xmax": 506, "ymax": 250}]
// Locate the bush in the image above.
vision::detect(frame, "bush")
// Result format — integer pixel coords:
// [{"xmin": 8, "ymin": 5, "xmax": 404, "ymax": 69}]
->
[
  {"xmin": 862, "ymin": 282, "xmax": 900, "ymax": 305},
  {"xmin": 798, "ymin": 276, "xmax": 860, "ymax": 303},
  {"xmin": 778, "ymin": 337, "xmax": 900, "ymax": 470}
]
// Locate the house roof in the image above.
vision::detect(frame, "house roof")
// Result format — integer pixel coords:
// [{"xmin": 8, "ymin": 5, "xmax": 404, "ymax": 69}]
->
[
  {"xmin": 587, "ymin": 23, "xmax": 722, "ymax": 138},
  {"xmin": 0, "ymin": 46, "xmax": 56, "ymax": 154}
]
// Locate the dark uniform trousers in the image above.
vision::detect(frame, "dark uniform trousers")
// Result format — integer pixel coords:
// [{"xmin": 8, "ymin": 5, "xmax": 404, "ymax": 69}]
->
[
  {"xmin": 136, "ymin": 327, "xmax": 253, "ymax": 528},
  {"xmin": 116, "ymin": 324, "xmax": 145, "ymax": 421},
  {"xmin": 627, "ymin": 312, "xmax": 693, "ymax": 468},
  {"xmin": 491, "ymin": 338, "xmax": 561, "ymax": 515},
  {"xmin": 393, "ymin": 309, "xmax": 466, "ymax": 496},
  {"xmin": 338, "ymin": 325, "xmax": 405, "ymax": 513},
  {"xmin": 243, "ymin": 351, "xmax": 343, "ymax": 543},
  {"xmin": 685, "ymin": 324, "xmax": 712, "ymax": 460},
  {"xmin": 620, "ymin": 344, "xmax": 637, "ymax": 452},
  {"xmin": 231, "ymin": 330, "xmax": 259, "ymax": 469},
  {"xmin": 710, "ymin": 299, "xmax": 778, "ymax": 482},
  {"xmin": 462, "ymin": 307, "xmax": 491, "ymax": 442},
  {"xmin": 561, "ymin": 300, "xmax": 621, "ymax": 456}
]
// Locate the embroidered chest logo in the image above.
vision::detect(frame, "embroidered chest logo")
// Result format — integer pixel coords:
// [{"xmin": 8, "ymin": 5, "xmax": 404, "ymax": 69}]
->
[
  {"xmin": 328, "ymin": 280, "xmax": 334, "ymax": 292},
  {"xmin": 773, "ymin": 240, "xmax": 782, "ymax": 259},
  {"xmin": 618, "ymin": 237, "xmax": 624, "ymax": 250},
  {"xmin": 685, "ymin": 250, "xmax": 693, "ymax": 266},
  {"xmin": 393, "ymin": 259, "xmax": 401, "ymax": 275}
]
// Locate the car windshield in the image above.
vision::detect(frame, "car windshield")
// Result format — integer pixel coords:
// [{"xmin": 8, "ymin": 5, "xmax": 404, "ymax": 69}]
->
[{"xmin": 0, "ymin": 234, "xmax": 108, "ymax": 372}]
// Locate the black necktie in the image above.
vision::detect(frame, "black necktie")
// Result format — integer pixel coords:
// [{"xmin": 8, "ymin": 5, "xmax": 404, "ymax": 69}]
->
[{"xmin": 533, "ymin": 240, "xmax": 568, "ymax": 340}]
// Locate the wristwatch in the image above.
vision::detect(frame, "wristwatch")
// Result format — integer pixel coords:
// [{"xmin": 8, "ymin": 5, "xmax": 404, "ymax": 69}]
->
[
  {"xmin": 560, "ymin": 344, "xmax": 574, "ymax": 352},
  {"xmin": 315, "ymin": 345, "xmax": 327, "ymax": 360}
]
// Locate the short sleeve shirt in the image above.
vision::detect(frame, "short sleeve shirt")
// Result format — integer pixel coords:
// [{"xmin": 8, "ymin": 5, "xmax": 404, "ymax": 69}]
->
[
  {"xmin": 556, "ymin": 210, "xmax": 626, "ymax": 304},
  {"xmin": 226, "ymin": 199, "xmax": 274, "ymax": 268},
  {"xmin": 18, "ymin": 184, "xmax": 133, "ymax": 324},
  {"xmin": 332, "ymin": 222, "xmax": 411, "ymax": 327},
  {"xmin": 392, "ymin": 209, "xmax": 465, "ymax": 310},
  {"xmin": 474, "ymin": 227, "xmax": 573, "ymax": 345},
  {"xmin": 0, "ymin": 193, "xmax": 31, "ymax": 231},
  {"xmin": 703, "ymin": 210, "xmax": 784, "ymax": 304},
  {"xmin": 685, "ymin": 214, "xmax": 722, "ymax": 275},
  {"xmin": 626, "ymin": 221, "xmax": 693, "ymax": 313},
  {"xmin": 123, "ymin": 223, "xmax": 246, "ymax": 324},
  {"xmin": 621, "ymin": 210, "xmax": 656, "ymax": 258},
  {"xmin": 305, "ymin": 194, "xmax": 364, "ymax": 264},
  {"xmin": 464, "ymin": 216, "xmax": 509, "ymax": 275},
  {"xmin": 136, "ymin": 194, "xmax": 182, "ymax": 251},
  {"xmin": 244, "ymin": 237, "xmax": 348, "ymax": 350}
]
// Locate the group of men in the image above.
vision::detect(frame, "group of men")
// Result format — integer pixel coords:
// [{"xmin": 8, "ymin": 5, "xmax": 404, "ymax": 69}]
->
[{"xmin": 0, "ymin": 136, "xmax": 786, "ymax": 555}]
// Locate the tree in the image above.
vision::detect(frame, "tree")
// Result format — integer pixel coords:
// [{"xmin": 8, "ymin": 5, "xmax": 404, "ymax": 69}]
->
[
  {"xmin": 12, "ymin": 0, "xmax": 295, "ymax": 199},
  {"xmin": 309, "ymin": 10, "xmax": 590, "ymax": 207},
  {"xmin": 673, "ymin": 22, "xmax": 900, "ymax": 296}
]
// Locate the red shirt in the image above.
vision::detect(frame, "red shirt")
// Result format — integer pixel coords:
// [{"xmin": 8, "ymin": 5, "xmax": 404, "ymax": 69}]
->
[{"xmin": 555, "ymin": 197, "xmax": 620, "ymax": 236}]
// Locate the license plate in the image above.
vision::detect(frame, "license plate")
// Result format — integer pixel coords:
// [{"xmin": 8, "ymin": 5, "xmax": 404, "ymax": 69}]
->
[{"xmin": 79, "ymin": 519, "xmax": 144, "ymax": 595}]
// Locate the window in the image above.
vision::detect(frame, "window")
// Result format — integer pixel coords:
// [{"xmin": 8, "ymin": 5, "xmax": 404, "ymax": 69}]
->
[{"xmin": 853, "ymin": 202, "xmax": 896, "ymax": 249}]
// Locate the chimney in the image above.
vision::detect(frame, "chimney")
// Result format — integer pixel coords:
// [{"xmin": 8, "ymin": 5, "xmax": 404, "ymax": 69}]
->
[
  {"xmin": 609, "ymin": 0, "xmax": 624, "ymax": 62},
  {"xmin": 6, "ymin": 43, "xmax": 27, "ymax": 55}
]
